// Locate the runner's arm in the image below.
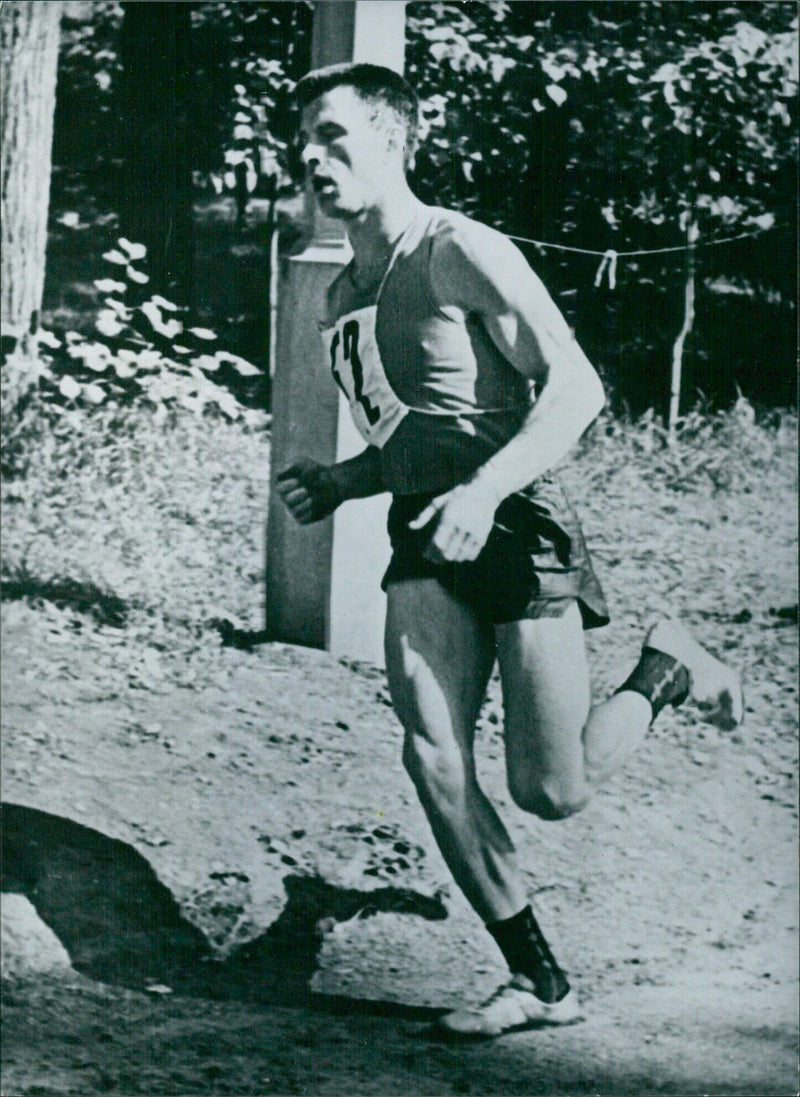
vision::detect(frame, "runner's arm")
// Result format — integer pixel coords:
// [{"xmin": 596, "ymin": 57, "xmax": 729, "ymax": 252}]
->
[
  {"xmin": 411, "ymin": 224, "xmax": 604, "ymax": 562},
  {"xmin": 430, "ymin": 221, "xmax": 605, "ymax": 498},
  {"xmin": 276, "ymin": 446, "xmax": 384, "ymax": 525}
]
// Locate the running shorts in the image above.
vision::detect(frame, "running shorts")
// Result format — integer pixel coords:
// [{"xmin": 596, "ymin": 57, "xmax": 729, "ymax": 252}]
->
[{"xmin": 381, "ymin": 475, "xmax": 610, "ymax": 629}]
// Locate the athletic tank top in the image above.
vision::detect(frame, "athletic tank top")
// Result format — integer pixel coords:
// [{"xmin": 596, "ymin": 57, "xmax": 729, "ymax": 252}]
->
[{"xmin": 322, "ymin": 206, "xmax": 534, "ymax": 495}]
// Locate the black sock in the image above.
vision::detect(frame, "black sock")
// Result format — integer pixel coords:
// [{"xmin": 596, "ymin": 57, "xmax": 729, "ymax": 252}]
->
[
  {"xmin": 616, "ymin": 646, "xmax": 690, "ymax": 721},
  {"xmin": 487, "ymin": 905, "xmax": 570, "ymax": 1003}
]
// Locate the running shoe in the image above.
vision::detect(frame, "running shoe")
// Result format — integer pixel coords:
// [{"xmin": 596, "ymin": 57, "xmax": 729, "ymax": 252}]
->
[
  {"xmin": 646, "ymin": 618, "xmax": 744, "ymax": 731},
  {"xmin": 437, "ymin": 974, "xmax": 583, "ymax": 1037}
]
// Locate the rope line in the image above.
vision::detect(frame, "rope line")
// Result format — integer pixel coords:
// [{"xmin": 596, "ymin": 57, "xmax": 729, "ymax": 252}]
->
[{"xmin": 506, "ymin": 223, "xmax": 781, "ymax": 259}]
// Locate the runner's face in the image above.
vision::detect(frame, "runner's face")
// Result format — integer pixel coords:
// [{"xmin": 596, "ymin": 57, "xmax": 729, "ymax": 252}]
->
[{"xmin": 299, "ymin": 86, "xmax": 396, "ymax": 218}]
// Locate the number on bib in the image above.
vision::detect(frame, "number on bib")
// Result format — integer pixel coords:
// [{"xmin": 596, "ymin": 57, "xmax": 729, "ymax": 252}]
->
[{"xmin": 329, "ymin": 320, "xmax": 381, "ymax": 426}]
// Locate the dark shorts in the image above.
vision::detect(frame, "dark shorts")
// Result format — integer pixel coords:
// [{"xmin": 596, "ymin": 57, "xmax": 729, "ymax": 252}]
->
[{"xmin": 381, "ymin": 476, "xmax": 610, "ymax": 629}]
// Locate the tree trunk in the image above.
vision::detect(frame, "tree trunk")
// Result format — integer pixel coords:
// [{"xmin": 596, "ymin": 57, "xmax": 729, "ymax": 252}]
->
[
  {"xmin": 1, "ymin": 0, "xmax": 62, "ymax": 350},
  {"xmin": 117, "ymin": 2, "xmax": 193, "ymax": 301}
]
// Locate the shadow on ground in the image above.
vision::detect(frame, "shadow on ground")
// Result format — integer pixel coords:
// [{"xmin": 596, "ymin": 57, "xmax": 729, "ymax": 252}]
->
[
  {"xmin": 0, "ymin": 802, "xmax": 447, "ymax": 1021},
  {"xmin": 3, "ymin": 803, "xmax": 794, "ymax": 1096},
  {"xmin": 0, "ymin": 578, "xmax": 128, "ymax": 627}
]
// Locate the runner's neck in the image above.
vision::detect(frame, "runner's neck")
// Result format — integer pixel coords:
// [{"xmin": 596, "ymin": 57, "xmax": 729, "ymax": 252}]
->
[{"xmin": 347, "ymin": 192, "xmax": 425, "ymax": 270}]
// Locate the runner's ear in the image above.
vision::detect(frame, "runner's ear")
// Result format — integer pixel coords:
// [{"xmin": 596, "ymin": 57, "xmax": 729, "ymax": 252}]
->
[{"xmin": 384, "ymin": 121, "xmax": 405, "ymax": 162}]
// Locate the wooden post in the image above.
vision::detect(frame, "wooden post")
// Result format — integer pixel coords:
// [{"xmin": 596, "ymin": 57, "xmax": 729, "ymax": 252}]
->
[
  {"xmin": 668, "ymin": 220, "xmax": 698, "ymax": 439},
  {"xmin": 266, "ymin": 1, "xmax": 407, "ymax": 662}
]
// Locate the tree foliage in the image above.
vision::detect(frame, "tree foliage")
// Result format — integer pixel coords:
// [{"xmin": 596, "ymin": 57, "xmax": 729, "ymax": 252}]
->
[
  {"xmin": 406, "ymin": 1, "xmax": 797, "ymax": 410},
  {"xmin": 406, "ymin": 2, "xmax": 797, "ymax": 236},
  {"xmin": 190, "ymin": 2, "xmax": 310, "ymax": 200},
  {"xmin": 52, "ymin": 1, "xmax": 121, "ymax": 179}
]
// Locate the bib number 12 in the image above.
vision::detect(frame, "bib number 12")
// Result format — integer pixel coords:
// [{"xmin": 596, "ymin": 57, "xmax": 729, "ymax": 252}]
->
[{"xmin": 329, "ymin": 320, "xmax": 381, "ymax": 426}]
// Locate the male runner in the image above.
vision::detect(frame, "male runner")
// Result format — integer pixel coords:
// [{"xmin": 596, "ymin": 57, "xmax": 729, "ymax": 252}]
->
[{"xmin": 276, "ymin": 63, "xmax": 743, "ymax": 1037}]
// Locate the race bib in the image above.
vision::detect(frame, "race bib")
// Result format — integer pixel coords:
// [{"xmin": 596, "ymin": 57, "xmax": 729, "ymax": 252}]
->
[{"xmin": 319, "ymin": 305, "xmax": 408, "ymax": 448}]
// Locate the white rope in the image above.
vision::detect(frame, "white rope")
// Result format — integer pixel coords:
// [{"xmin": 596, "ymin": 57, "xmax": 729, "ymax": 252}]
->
[{"xmin": 507, "ymin": 223, "xmax": 780, "ymax": 260}]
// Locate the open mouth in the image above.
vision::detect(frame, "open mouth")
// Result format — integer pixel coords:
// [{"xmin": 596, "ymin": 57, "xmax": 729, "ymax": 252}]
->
[{"xmin": 312, "ymin": 177, "xmax": 337, "ymax": 196}]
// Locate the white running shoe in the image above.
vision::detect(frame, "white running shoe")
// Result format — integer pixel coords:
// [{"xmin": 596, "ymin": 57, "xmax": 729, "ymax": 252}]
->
[
  {"xmin": 437, "ymin": 975, "xmax": 583, "ymax": 1038},
  {"xmin": 646, "ymin": 618, "xmax": 744, "ymax": 731}
]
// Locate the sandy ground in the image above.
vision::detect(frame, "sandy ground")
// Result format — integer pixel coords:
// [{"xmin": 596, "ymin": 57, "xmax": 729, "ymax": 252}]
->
[{"xmin": 1, "ymin": 448, "xmax": 798, "ymax": 1096}]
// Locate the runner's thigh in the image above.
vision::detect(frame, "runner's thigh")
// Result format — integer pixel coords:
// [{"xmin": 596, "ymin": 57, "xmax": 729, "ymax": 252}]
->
[
  {"xmin": 384, "ymin": 579, "xmax": 495, "ymax": 752},
  {"xmin": 495, "ymin": 601, "xmax": 591, "ymax": 802}
]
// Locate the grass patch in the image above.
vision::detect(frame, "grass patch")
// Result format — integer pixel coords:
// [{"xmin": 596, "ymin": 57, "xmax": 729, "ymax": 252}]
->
[
  {"xmin": 2, "ymin": 396, "xmax": 270, "ymax": 665},
  {"xmin": 576, "ymin": 400, "xmax": 797, "ymax": 497}
]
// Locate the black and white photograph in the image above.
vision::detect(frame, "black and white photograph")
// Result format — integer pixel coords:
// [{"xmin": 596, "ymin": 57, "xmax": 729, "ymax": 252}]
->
[{"xmin": 1, "ymin": 1, "xmax": 797, "ymax": 1094}]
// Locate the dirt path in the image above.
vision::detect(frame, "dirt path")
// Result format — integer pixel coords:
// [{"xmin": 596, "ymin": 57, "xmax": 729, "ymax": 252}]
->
[{"xmin": 2, "ymin": 446, "xmax": 798, "ymax": 1095}]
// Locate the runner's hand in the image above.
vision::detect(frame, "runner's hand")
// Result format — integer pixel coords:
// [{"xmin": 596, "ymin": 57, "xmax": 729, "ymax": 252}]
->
[
  {"xmin": 408, "ymin": 481, "xmax": 500, "ymax": 563},
  {"xmin": 276, "ymin": 459, "xmax": 343, "ymax": 524}
]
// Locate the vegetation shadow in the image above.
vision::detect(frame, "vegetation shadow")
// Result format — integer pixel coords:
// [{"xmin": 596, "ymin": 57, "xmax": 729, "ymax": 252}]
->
[
  {"xmin": 0, "ymin": 577, "xmax": 128, "ymax": 627},
  {"xmin": 0, "ymin": 802, "xmax": 448, "ymax": 1023}
]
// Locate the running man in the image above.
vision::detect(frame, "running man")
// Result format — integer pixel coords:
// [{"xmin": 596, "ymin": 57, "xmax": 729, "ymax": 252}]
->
[{"xmin": 276, "ymin": 63, "xmax": 743, "ymax": 1037}]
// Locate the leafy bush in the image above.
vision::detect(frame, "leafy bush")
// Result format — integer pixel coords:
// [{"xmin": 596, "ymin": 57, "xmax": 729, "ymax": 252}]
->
[{"xmin": 2, "ymin": 238, "xmax": 266, "ymax": 477}]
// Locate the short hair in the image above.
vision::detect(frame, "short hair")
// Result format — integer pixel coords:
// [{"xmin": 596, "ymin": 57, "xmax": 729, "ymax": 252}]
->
[{"xmin": 293, "ymin": 62, "xmax": 419, "ymax": 166}]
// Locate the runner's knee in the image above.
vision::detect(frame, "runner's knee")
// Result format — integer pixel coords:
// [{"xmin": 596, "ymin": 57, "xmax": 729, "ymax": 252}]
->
[{"xmin": 508, "ymin": 771, "xmax": 588, "ymax": 821}]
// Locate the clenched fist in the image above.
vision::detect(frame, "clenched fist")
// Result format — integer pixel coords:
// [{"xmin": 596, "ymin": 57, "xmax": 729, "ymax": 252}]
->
[{"xmin": 275, "ymin": 458, "xmax": 343, "ymax": 524}]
